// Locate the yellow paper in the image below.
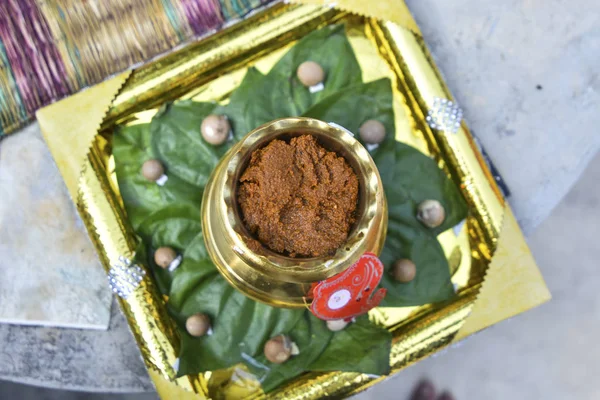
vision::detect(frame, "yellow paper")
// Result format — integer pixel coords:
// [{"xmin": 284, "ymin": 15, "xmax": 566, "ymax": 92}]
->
[
  {"xmin": 36, "ymin": 73, "xmax": 130, "ymax": 200},
  {"xmin": 454, "ymin": 206, "xmax": 551, "ymax": 341}
]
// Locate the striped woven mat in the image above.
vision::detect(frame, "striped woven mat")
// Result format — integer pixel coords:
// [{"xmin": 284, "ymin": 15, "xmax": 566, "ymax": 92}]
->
[{"xmin": 0, "ymin": 0, "xmax": 271, "ymax": 137}]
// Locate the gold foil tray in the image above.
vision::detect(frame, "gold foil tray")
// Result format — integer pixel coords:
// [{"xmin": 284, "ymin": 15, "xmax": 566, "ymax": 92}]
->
[{"xmin": 37, "ymin": 1, "xmax": 550, "ymax": 399}]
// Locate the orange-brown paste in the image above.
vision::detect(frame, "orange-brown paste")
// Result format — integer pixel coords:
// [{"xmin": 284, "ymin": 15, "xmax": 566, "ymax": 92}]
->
[{"xmin": 238, "ymin": 135, "xmax": 359, "ymax": 257}]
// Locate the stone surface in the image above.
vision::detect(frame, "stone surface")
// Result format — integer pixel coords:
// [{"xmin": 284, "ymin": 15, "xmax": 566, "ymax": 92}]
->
[
  {"xmin": 0, "ymin": 380, "xmax": 158, "ymax": 400},
  {"xmin": 0, "ymin": 124, "xmax": 111, "ymax": 329},
  {"xmin": 0, "ymin": 299, "xmax": 151, "ymax": 392},
  {"xmin": 405, "ymin": 0, "xmax": 600, "ymax": 235},
  {"xmin": 1, "ymin": 0, "xmax": 599, "ymax": 394},
  {"xmin": 353, "ymin": 148, "xmax": 600, "ymax": 400}
]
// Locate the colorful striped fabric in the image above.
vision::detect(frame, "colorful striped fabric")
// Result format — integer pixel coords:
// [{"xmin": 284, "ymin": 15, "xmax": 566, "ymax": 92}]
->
[{"xmin": 0, "ymin": 0, "xmax": 272, "ymax": 137}]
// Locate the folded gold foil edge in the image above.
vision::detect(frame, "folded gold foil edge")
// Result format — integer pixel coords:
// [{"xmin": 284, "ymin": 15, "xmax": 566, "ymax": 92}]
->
[
  {"xmin": 36, "ymin": 72, "xmax": 130, "ymax": 200},
  {"xmin": 35, "ymin": 1, "xmax": 550, "ymax": 399},
  {"xmin": 454, "ymin": 205, "xmax": 551, "ymax": 341},
  {"xmin": 104, "ymin": 3, "xmax": 337, "ymax": 127},
  {"xmin": 289, "ymin": 0, "xmax": 420, "ymax": 34},
  {"xmin": 39, "ymin": 70, "xmax": 207, "ymax": 393}
]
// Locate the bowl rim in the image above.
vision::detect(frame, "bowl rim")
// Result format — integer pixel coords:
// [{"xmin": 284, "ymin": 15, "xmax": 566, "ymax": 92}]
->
[{"xmin": 219, "ymin": 117, "xmax": 385, "ymax": 283}]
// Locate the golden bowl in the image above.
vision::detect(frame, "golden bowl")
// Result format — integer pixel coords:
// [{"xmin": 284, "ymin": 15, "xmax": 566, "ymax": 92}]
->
[{"xmin": 201, "ymin": 117, "xmax": 387, "ymax": 308}]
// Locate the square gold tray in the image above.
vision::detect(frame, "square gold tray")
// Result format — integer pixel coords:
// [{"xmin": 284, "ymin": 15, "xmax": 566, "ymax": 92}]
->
[{"xmin": 37, "ymin": 1, "xmax": 550, "ymax": 398}]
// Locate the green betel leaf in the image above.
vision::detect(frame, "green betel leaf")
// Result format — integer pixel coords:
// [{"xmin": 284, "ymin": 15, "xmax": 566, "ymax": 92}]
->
[
  {"xmin": 151, "ymin": 100, "xmax": 233, "ymax": 189},
  {"xmin": 379, "ymin": 220, "xmax": 455, "ymax": 307},
  {"xmin": 113, "ymin": 124, "xmax": 201, "ymax": 229},
  {"xmin": 303, "ymin": 78, "xmax": 395, "ymax": 144},
  {"xmin": 373, "ymin": 140, "xmax": 468, "ymax": 235},
  {"xmin": 372, "ymin": 140, "xmax": 468, "ymax": 307},
  {"xmin": 248, "ymin": 312, "xmax": 333, "ymax": 393},
  {"xmin": 242, "ymin": 24, "xmax": 363, "ymax": 132},
  {"xmin": 168, "ymin": 231, "xmax": 334, "ymax": 392},
  {"xmin": 216, "ymin": 67, "xmax": 265, "ymax": 139},
  {"xmin": 308, "ymin": 315, "xmax": 392, "ymax": 376},
  {"xmin": 174, "ymin": 274, "xmax": 306, "ymax": 375},
  {"xmin": 269, "ymin": 24, "xmax": 362, "ymax": 106},
  {"xmin": 136, "ymin": 204, "xmax": 203, "ymax": 294},
  {"xmin": 168, "ymin": 232, "xmax": 216, "ymax": 308}
]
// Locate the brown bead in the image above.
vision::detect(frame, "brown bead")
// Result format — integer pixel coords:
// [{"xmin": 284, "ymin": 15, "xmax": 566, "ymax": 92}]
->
[
  {"xmin": 417, "ymin": 199, "xmax": 446, "ymax": 228},
  {"xmin": 141, "ymin": 159, "xmax": 164, "ymax": 181},
  {"xmin": 154, "ymin": 246, "xmax": 177, "ymax": 269},
  {"xmin": 264, "ymin": 334, "xmax": 293, "ymax": 364},
  {"xmin": 296, "ymin": 61, "xmax": 325, "ymax": 87},
  {"xmin": 359, "ymin": 120, "xmax": 386, "ymax": 144},
  {"xmin": 186, "ymin": 313, "xmax": 211, "ymax": 337},
  {"xmin": 201, "ymin": 114, "xmax": 230, "ymax": 145},
  {"xmin": 393, "ymin": 259, "xmax": 416, "ymax": 283}
]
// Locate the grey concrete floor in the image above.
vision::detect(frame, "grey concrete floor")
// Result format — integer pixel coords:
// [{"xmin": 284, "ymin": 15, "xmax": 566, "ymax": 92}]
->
[{"xmin": 1, "ymin": 151, "xmax": 598, "ymax": 399}]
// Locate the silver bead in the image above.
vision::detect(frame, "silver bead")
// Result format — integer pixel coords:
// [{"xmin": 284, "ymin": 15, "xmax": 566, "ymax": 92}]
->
[
  {"xmin": 426, "ymin": 97, "xmax": 463, "ymax": 134},
  {"xmin": 107, "ymin": 256, "xmax": 145, "ymax": 299}
]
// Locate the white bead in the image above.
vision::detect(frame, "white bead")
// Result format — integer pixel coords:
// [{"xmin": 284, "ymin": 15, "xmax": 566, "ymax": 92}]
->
[
  {"xmin": 201, "ymin": 115, "xmax": 230, "ymax": 145},
  {"xmin": 326, "ymin": 319, "xmax": 349, "ymax": 331}
]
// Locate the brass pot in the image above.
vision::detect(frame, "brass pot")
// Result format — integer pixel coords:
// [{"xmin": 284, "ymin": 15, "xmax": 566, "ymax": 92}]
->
[{"xmin": 201, "ymin": 117, "xmax": 387, "ymax": 308}]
